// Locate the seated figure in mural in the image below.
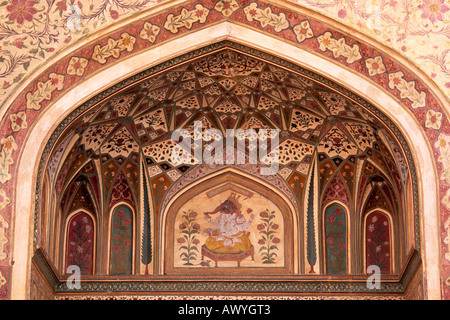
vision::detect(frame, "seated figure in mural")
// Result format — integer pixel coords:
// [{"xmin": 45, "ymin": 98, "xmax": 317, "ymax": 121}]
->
[{"xmin": 203, "ymin": 193, "xmax": 254, "ymax": 254}]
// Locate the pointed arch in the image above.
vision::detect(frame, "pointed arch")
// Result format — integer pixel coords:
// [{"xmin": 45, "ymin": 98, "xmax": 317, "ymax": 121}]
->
[
  {"xmin": 63, "ymin": 210, "xmax": 96, "ymax": 275},
  {"xmin": 108, "ymin": 170, "xmax": 135, "ymax": 210},
  {"xmin": 10, "ymin": 21, "xmax": 440, "ymax": 298},
  {"xmin": 363, "ymin": 209, "xmax": 394, "ymax": 275},
  {"xmin": 321, "ymin": 172, "xmax": 351, "ymax": 209},
  {"xmin": 322, "ymin": 201, "xmax": 350, "ymax": 275},
  {"xmin": 107, "ymin": 202, "xmax": 135, "ymax": 275},
  {"xmin": 161, "ymin": 168, "xmax": 298, "ymax": 275}
]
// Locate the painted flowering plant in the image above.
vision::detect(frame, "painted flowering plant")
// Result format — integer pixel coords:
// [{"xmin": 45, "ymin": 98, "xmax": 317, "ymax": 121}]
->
[{"xmin": 177, "ymin": 210, "xmax": 200, "ymax": 265}]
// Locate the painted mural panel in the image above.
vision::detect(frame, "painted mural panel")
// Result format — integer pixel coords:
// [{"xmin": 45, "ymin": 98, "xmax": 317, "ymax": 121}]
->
[
  {"xmin": 65, "ymin": 212, "xmax": 94, "ymax": 275},
  {"xmin": 110, "ymin": 205, "xmax": 133, "ymax": 275},
  {"xmin": 324, "ymin": 204, "xmax": 347, "ymax": 275},
  {"xmin": 366, "ymin": 211, "xmax": 391, "ymax": 274},
  {"xmin": 174, "ymin": 185, "xmax": 285, "ymax": 268}
]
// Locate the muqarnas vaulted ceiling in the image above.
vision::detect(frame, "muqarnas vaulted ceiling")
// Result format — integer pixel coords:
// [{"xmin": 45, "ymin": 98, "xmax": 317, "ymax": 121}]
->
[{"xmin": 38, "ymin": 42, "xmax": 418, "ymax": 292}]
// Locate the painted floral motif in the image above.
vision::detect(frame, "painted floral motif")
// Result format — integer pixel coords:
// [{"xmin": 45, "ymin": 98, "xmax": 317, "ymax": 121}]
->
[
  {"xmin": 418, "ymin": 0, "xmax": 449, "ymax": 23},
  {"xmin": 257, "ymin": 209, "xmax": 280, "ymax": 264},
  {"xmin": 25, "ymin": 73, "xmax": 64, "ymax": 110},
  {"xmin": 135, "ymin": 108, "xmax": 167, "ymax": 133},
  {"xmin": 0, "ymin": 136, "xmax": 18, "ymax": 184},
  {"xmin": 434, "ymin": 133, "xmax": 450, "ymax": 184},
  {"xmin": 139, "ymin": 22, "xmax": 161, "ymax": 43},
  {"xmin": 443, "ymin": 189, "xmax": 450, "ymax": 211},
  {"xmin": 110, "ymin": 171, "xmax": 134, "ymax": 207},
  {"xmin": 325, "ymin": 204, "xmax": 347, "ymax": 274},
  {"xmin": 65, "ymin": 212, "xmax": 94, "ymax": 274},
  {"xmin": 365, "ymin": 56, "xmax": 386, "ymax": 77},
  {"xmin": 344, "ymin": 122, "xmax": 375, "ymax": 151},
  {"xmin": 317, "ymin": 31, "xmax": 362, "ymax": 64},
  {"xmin": 0, "ymin": 270, "xmax": 5, "ymax": 292},
  {"xmin": 67, "ymin": 57, "xmax": 89, "ymax": 76},
  {"xmin": 109, "ymin": 94, "xmax": 135, "ymax": 117},
  {"xmin": 9, "ymin": 111, "xmax": 27, "ymax": 132},
  {"xmin": 318, "ymin": 91, "xmax": 347, "ymax": 115},
  {"xmin": 444, "ymin": 216, "xmax": 450, "ymax": 261},
  {"xmin": 293, "ymin": 20, "xmax": 314, "ymax": 43},
  {"xmin": 193, "ymin": 50, "xmax": 265, "ymax": 77},
  {"xmin": 366, "ymin": 211, "xmax": 391, "ymax": 274},
  {"xmin": 243, "ymin": 2, "xmax": 289, "ymax": 32},
  {"xmin": 214, "ymin": 0, "xmax": 239, "ymax": 17},
  {"xmin": 388, "ymin": 71, "xmax": 426, "ymax": 109},
  {"xmin": 319, "ymin": 127, "xmax": 358, "ymax": 158},
  {"xmin": 92, "ymin": 33, "xmax": 136, "ymax": 64},
  {"xmin": 100, "ymin": 127, "xmax": 139, "ymax": 158},
  {"xmin": 0, "ymin": 189, "xmax": 10, "ymax": 213},
  {"xmin": 110, "ymin": 205, "xmax": 133, "ymax": 275},
  {"xmin": 151, "ymin": 175, "xmax": 170, "ymax": 215},
  {"xmin": 80, "ymin": 123, "xmax": 116, "ymax": 152},
  {"xmin": 0, "ymin": 214, "xmax": 10, "ymax": 261},
  {"xmin": 147, "ymin": 165, "xmax": 163, "ymax": 178},
  {"xmin": 289, "ymin": 109, "xmax": 323, "ymax": 133},
  {"xmin": 177, "ymin": 210, "xmax": 200, "ymax": 265},
  {"xmin": 323, "ymin": 175, "xmax": 350, "ymax": 207},
  {"xmin": 6, "ymin": 0, "xmax": 37, "ymax": 24},
  {"xmin": 425, "ymin": 109, "xmax": 443, "ymax": 129},
  {"xmin": 215, "ymin": 100, "xmax": 242, "ymax": 113},
  {"xmin": 164, "ymin": 4, "xmax": 210, "ymax": 33}
]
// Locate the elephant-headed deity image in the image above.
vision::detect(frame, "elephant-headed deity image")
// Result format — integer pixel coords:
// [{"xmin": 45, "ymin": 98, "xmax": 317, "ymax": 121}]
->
[{"xmin": 203, "ymin": 193, "xmax": 255, "ymax": 254}]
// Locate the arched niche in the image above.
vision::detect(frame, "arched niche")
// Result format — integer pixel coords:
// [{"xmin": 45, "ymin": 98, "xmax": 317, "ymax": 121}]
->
[
  {"xmin": 363, "ymin": 209, "xmax": 394, "ymax": 275},
  {"xmin": 63, "ymin": 210, "xmax": 96, "ymax": 275},
  {"xmin": 107, "ymin": 202, "xmax": 136, "ymax": 275},
  {"xmin": 12, "ymin": 22, "xmax": 436, "ymax": 298},
  {"xmin": 322, "ymin": 201, "xmax": 349, "ymax": 275},
  {"xmin": 162, "ymin": 169, "xmax": 296, "ymax": 276}
]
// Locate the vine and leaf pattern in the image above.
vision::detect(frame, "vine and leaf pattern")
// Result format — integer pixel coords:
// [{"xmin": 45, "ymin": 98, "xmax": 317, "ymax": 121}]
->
[
  {"xmin": 0, "ymin": 0, "xmax": 161, "ymax": 90},
  {"xmin": 303, "ymin": 0, "xmax": 450, "ymax": 91}
]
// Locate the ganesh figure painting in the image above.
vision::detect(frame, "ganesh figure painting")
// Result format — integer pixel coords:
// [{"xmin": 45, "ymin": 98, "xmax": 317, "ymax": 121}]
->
[
  {"xmin": 203, "ymin": 194, "xmax": 254, "ymax": 254},
  {"xmin": 173, "ymin": 184, "xmax": 285, "ymax": 269}
]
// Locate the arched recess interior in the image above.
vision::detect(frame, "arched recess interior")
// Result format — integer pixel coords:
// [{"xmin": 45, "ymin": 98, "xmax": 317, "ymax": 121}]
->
[
  {"xmin": 161, "ymin": 169, "xmax": 297, "ymax": 275},
  {"xmin": 10, "ymin": 22, "xmax": 440, "ymax": 299}
]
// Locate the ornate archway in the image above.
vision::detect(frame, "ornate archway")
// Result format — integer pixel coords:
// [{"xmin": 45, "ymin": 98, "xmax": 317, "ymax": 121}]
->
[{"xmin": 2, "ymin": 1, "xmax": 445, "ymax": 299}]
